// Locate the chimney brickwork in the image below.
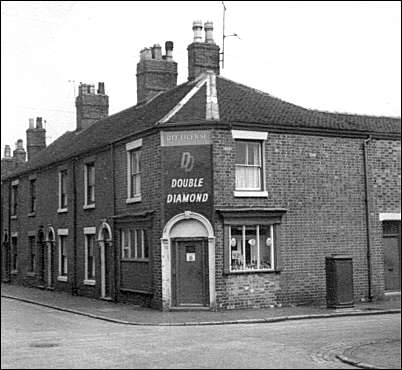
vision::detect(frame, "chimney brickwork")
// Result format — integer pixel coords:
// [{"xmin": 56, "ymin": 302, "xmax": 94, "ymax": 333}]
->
[
  {"xmin": 187, "ymin": 21, "xmax": 220, "ymax": 80},
  {"xmin": 26, "ymin": 117, "xmax": 46, "ymax": 161},
  {"xmin": 75, "ymin": 82, "xmax": 109, "ymax": 131},
  {"xmin": 136, "ymin": 41, "xmax": 178, "ymax": 103}
]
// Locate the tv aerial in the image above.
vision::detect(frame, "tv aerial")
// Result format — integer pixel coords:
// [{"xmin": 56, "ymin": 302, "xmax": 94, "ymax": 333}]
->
[{"xmin": 221, "ymin": 1, "xmax": 241, "ymax": 69}]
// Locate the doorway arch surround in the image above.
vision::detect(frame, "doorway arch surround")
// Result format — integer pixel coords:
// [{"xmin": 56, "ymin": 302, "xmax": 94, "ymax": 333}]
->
[
  {"xmin": 98, "ymin": 221, "xmax": 113, "ymax": 299},
  {"xmin": 45, "ymin": 226, "xmax": 56, "ymax": 289},
  {"xmin": 161, "ymin": 211, "xmax": 215, "ymax": 310}
]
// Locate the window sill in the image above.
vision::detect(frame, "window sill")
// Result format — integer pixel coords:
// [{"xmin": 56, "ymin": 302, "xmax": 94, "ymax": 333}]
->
[
  {"xmin": 226, "ymin": 269, "xmax": 281, "ymax": 275},
  {"xmin": 126, "ymin": 196, "xmax": 142, "ymax": 204},
  {"xmin": 83, "ymin": 279, "xmax": 96, "ymax": 286},
  {"xmin": 234, "ymin": 190, "xmax": 268, "ymax": 198},
  {"xmin": 121, "ymin": 258, "xmax": 150, "ymax": 263},
  {"xmin": 26, "ymin": 272, "xmax": 36, "ymax": 277},
  {"xmin": 11, "ymin": 215, "xmax": 17, "ymax": 220},
  {"xmin": 28, "ymin": 212, "xmax": 36, "ymax": 217},
  {"xmin": 57, "ymin": 208, "xmax": 68, "ymax": 214},
  {"xmin": 83, "ymin": 204, "xmax": 95, "ymax": 210},
  {"xmin": 11, "ymin": 270, "xmax": 18, "ymax": 275},
  {"xmin": 57, "ymin": 276, "xmax": 68, "ymax": 282}
]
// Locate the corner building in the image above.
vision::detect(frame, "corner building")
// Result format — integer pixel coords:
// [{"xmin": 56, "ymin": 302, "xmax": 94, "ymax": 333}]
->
[{"xmin": 1, "ymin": 21, "xmax": 400, "ymax": 311}]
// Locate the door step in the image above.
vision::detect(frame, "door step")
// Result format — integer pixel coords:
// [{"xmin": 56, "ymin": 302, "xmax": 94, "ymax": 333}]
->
[{"xmin": 170, "ymin": 306, "xmax": 210, "ymax": 312}]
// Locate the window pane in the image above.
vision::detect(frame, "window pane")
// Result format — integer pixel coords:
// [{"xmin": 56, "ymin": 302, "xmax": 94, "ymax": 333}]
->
[
  {"xmin": 245, "ymin": 226, "xmax": 257, "ymax": 270},
  {"xmin": 246, "ymin": 142, "xmax": 260, "ymax": 165},
  {"xmin": 143, "ymin": 230, "xmax": 149, "ymax": 259},
  {"xmin": 244, "ymin": 167, "xmax": 261, "ymax": 189},
  {"xmin": 230, "ymin": 226, "xmax": 243, "ymax": 271},
  {"xmin": 259, "ymin": 225, "xmax": 273, "ymax": 269},
  {"xmin": 121, "ymin": 230, "xmax": 130, "ymax": 259},
  {"xmin": 136, "ymin": 230, "xmax": 143, "ymax": 259},
  {"xmin": 235, "ymin": 142, "xmax": 247, "ymax": 164},
  {"xmin": 87, "ymin": 235, "xmax": 95, "ymax": 279}
]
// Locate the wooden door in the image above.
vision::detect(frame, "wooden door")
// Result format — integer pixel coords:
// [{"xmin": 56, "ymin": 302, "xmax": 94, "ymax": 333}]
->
[
  {"xmin": 383, "ymin": 221, "xmax": 401, "ymax": 291},
  {"xmin": 172, "ymin": 238, "xmax": 208, "ymax": 307}
]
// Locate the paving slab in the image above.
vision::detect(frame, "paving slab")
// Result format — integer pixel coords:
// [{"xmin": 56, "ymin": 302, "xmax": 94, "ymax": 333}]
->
[{"xmin": 1, "ymin": 283, "xmax": 400, "ymax": 326}]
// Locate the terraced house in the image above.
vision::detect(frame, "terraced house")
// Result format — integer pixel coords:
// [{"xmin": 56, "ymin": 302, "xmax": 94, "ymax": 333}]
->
[{"xmin": 1, "ymin": 21, "xmax": 400, "ymax": 311}]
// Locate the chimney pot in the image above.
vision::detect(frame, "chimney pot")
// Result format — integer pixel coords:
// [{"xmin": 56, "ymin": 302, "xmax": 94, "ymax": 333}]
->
[
  {"xmin": 140, "ymin": 48, "xmax": 152, "ymax": 60},
  {"xmin": 97, "ymin": 82, "xmax": 105, "ymax": 95},
  {"xmin": 29, "ymin": 118, "xmax": 35, "ymax": 129},
  {"xmin": 192, "ymin": 20, "xmax": 203, "ymax": 42},
  {"xmin": 16, "ymin": 139, "xmax": 23, "ymax": 150},
  {"xmin": 4, "ymin": 145, "xmax": 11, "ymax": 158},
  {"xmin": 36, "ymin": 117, "xmax": 43, "ymax": 129},
  {"xmin": 151, "ymin": 44, "xmax": 162, "ymax": 60},
  {"xmin": 204, "ymin": 21, "xmax": 214, "ymax": 43},
  {"xmin": 165, "ymin": 41, "xmax": 174, "ymax": 60}
]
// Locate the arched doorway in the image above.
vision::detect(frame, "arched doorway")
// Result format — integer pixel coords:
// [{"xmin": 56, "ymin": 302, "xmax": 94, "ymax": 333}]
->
[
  {"xmin": 46, "ymin": 227, "xmax": 55, "ymax": 289},
  {"xmin": 98, "ymin": 222, "xmax": 112, "ymax": 299},
  {"xmin": 161, "ymin": 211, "xmax": 215, "ymax": 310}
]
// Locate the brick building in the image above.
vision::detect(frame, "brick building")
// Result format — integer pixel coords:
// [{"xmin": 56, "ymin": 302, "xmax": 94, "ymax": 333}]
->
[{"xmin": 1, "ymin": 21, "xmax": 400, "ymax": 311}]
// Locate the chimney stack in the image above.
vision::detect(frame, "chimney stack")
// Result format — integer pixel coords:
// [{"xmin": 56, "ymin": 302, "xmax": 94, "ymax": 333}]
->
[
  {"xmin": 26, "ymin": 117, "xmax": 46, "ymax": 161},
  {"xmin": 75, "ymin": 82, "xmax": 109, "ymax": 131},
  {"xmin": 187, "ymin": 20, "xmax": 220, "ymax": 80},
  {"xmin": 13, "ymin": 139, "xmax": 26, "ymax": 163},
  {"xmin": 136, "ymin": 41, "xmax": 178, "ymax": 104}
]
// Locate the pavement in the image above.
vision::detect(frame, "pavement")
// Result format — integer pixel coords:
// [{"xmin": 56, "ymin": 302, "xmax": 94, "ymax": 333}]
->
[{"xmin": 2, "ymin": 283, "xmax": 401, "ymax": 369}]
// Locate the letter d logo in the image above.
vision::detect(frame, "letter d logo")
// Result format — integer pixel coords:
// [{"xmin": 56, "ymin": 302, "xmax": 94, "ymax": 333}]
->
[{"xmin": 181, "ymin": 152, "xmax": 194, "ymax": 172}]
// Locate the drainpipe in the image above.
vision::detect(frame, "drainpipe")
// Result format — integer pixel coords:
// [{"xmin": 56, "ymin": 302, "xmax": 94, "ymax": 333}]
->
[
  {"xmin": 110, "ymin": 143, "xmax": 118, "ymax": 301},
  {"xmin": 363, "ymin": 136, "xmax": 373, "ymax": 302},
  {"xmin": 72, "ymin": 158, "xmax": 78, "ymax": 295}
]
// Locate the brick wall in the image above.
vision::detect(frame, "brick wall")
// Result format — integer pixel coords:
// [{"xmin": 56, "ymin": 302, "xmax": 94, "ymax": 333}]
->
[
  {"xmin": 212, "ymin": 129, "xmax": 401, "ymax": 309},
  {"xmin": 113, "ymin": 132, "xmax": 163, "ymax": 308}
]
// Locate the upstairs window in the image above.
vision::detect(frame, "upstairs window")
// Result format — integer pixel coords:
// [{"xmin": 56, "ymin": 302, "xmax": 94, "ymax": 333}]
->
[
  {"xmin": 235, "ymin": 140, "xmax": 262, "ymax": 190},
  {"xmin": 129, "ymin": 150, "xmax": 141, "ymax": 198},
  {"xmin": 29, "ymin": 179, "xmax": 37, "ymax": 214},
  {"xmin": 126, "ymin": 138, "xmax": 142, "ymax": 203},
  {"xmin": 59, "ymin": 169, "xmax": 68, "ymax": 211},
  {"xmin": 84, "ymin": 162, "xmax": 95, "ymax": 207}
]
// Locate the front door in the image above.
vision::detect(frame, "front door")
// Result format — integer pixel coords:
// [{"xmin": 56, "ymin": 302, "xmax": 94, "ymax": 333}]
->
[
  {"xmin": 101, "ymin": 240, "xmax": 112, "ymax": 299},
  {"xmin": 383, "ymin": 221, "xmax": 401, "ymax": 291},
  {"xmin": 172, "ymin": 238, "xmax": 209, "ymax": 307}
]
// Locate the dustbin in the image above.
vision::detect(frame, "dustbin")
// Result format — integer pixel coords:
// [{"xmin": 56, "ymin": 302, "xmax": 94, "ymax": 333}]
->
[{"xmin": 325, "ymin": 255, "xmax": 354, "ymax": 308}]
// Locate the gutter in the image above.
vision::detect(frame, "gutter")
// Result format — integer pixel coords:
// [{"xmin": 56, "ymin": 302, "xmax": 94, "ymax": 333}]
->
[{"xmin": 363, "ymin": 136, "xmax": 373, "ymax": 302}]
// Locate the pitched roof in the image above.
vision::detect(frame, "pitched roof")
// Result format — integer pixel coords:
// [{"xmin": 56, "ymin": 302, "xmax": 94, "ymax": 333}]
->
[{"xmin": 4, "ymin": 72, "xmax": 400, "ymax": 180}]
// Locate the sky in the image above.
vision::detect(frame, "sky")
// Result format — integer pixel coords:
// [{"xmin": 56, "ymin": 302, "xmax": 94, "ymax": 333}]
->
[{"xmin": 1, "ymin": 1, "xmax": 401, "ymax": 156}]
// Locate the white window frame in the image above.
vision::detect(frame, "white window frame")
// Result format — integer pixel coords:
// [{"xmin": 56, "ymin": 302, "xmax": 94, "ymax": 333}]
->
[
  {"xmin": 84, "ymin": 227, "xmax": 96, "ymax": 285},
  {"xmin": 58, "ymin": 170, "xmax": 68, "ymax": 213},
  {"xmin": 126, "ymin": 138, "xmax": 142, "ymax": 203},
  {"xmin": 57, "ymin": 229, "xmax": 69, "ymax": 281},
  {"xmin": 133, "ymin": 229, "xmax": 149, "ymax": 261},
  {"xmin": 379, "ymin": 213, "xmax": 401, "ymax": 221},
  {"xmin": 228, "ymin": 224, "xmax": 275, "ymax": 273},
  {"xmin": 121, "ymin": 229, "xmax": 131, "ymax": 260},
  {"xmin": 84, "ymin": 163, "xmax": 96, "ymax": 209},
  {"xmin": 231, "ymin": 130, "xmax": 268, "ymax": 198}
]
